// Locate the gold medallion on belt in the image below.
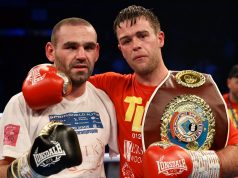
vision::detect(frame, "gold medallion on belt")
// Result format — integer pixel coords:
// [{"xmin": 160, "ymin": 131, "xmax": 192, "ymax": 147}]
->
[
  {"xmin": 161, "ymin": 94, "xmax": 215, "ymax": 150},
  {"xmin": 175, "ymin": 70, "xmax": 205, "ymax": 88}
]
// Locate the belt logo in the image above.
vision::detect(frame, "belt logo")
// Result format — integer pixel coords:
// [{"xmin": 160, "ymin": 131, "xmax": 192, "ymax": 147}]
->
[{"xmin": 161, "ymin": 94, "xmax": 215, "ymax": 150}]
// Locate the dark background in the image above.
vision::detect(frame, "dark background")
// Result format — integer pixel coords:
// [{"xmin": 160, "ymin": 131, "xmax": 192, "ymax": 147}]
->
[{"xmin": 0, "ymin": 1, "xmax": 237, "ymax": 112}]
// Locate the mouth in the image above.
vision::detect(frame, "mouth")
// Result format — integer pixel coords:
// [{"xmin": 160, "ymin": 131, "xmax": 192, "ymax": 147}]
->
[
  {"xmin": 133, "ymin": 55, "xmax": 147, "ymax": 61},
  {"xmin": 71, "ymin": 64, "xmax": 88, "ymax": 72}
]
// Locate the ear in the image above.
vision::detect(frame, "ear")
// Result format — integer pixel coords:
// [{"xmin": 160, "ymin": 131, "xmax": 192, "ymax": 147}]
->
[
  {"xmin": 157, "ymin": 31, "xmax": 165, "ymax": 47},
  {"xmin": 94, "ymin": 43, "xmax": 100, "ymax": 63},
  {"xmin": 118, "ymin": 43, "xmax": 121, "ymax": 51},
  {"xmin": 45, "ymin": 42, "xmax": 55, "ymax": 62}
]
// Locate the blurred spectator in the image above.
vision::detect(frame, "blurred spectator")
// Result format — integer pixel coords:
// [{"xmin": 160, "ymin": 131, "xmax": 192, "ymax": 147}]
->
[{"xmin": 223, "ymin": 64, "xmax": 238, "ymax": 128}]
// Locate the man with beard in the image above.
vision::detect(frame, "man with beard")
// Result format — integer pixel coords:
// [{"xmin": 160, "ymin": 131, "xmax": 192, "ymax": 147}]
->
[{"xmin": 0, "ymin": 17, "xmax": 118, "ymax": 178}]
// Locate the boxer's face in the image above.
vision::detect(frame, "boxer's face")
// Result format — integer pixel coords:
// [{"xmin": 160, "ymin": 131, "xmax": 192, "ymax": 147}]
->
[
  {"xmin": 46, "ymin": 24, "xmax": 99, "ymax": 86},
  {"xmin": 116, "ymin": 16, "xmax": 164, "ymax": 75},
  {"xmin": 228, "ymin": 77, "xmax": 238, "ymax": 102}
]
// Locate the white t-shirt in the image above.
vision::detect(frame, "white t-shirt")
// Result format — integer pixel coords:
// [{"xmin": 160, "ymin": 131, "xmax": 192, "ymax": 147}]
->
[{"xmin": 0, "ymin": 82, "xmax": 118, "ymax": 178}]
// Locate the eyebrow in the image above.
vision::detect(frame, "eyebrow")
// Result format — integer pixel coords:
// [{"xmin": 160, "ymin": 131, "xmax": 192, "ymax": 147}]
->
[
  {"xmin": 63, "ymin": 41, "xmax": 97, "ymax": 47},
  {"xmin": 119, "ymin": 36, "xmax": 129, "ymax": 42},
  {"xmin": 63, "ymin": 41, "xmax": 78, "ymax": 46},
  {"xmin": 119, "ymin": 30, "xmax": 148, "ymax": 41},
  {"xmin": 84, "ymin": 42, "xmax": 97, "ymax": 47}
]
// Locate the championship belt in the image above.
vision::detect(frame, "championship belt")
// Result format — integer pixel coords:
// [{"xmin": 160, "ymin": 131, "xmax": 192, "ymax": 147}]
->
[{"xmin": 142, "ymin": 70, "xmax": 229, "ymax": 151}]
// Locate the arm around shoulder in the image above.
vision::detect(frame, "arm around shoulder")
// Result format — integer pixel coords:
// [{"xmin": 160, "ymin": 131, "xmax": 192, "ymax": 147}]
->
[
  {"xmin": 218, "ymin": 119, "xmax": 238, "ymax": 177},
  {"xmin": 217, "ymin": 144, "xmax": 238, "ymax": 178}
]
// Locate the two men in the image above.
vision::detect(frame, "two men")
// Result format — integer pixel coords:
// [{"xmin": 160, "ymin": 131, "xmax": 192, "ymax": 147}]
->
[{"xmin": 2, "ymin": 4, "xmax": 238, "ymax": 178}]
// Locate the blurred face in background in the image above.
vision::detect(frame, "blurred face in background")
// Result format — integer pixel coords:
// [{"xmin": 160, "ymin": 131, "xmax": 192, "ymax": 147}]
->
[{"xmin": 228, "ymin": 77, "xmax": 238, "ymax": 102}]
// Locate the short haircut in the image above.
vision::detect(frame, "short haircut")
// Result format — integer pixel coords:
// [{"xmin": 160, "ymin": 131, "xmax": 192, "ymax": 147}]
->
[
  {"xmin": 51, "ymin": 17, "xmax": 96, "ymax": 45},
  {"xmin": 228, "ymin": 65, "xmax": 238, "ymax": 78},
  {"xmin": 113, "ymin": 5, "xmax": 161, "ymax": 35}
]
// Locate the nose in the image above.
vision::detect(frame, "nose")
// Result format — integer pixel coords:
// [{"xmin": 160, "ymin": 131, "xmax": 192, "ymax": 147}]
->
[
  {"xmin": 75, "ymin": 47, "xmax": 87, "ymax": 60},
  {"xmin": 132, "ymin": 37, "xmax": 142, "ymax": 51}
]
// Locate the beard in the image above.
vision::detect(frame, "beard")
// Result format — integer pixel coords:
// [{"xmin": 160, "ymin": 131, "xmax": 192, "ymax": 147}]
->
[
  {"xmin": 54, "ymin": 57, "xmax": 94, "ymax": 87},
  {"xmin": 129, "ymin": 58, "xmax": 158, "ymax": 76},
  {"xmin": 70, "ymin": 69, "xmax": 93, "ymax": 87}
]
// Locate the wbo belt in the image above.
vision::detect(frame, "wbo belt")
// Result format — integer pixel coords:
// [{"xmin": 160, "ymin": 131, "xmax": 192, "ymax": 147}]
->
[{"xmin": 142, "ymin": 70, "xmax": 229, "ymax": 151}]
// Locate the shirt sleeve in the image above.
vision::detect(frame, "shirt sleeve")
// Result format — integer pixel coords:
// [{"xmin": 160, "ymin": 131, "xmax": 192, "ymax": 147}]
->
[
  {"xmin": 227, "ymin": 120, "xmax": 238, "ymax": 145},
  {"xmin": 0, "ymin": 93, "xmax": 32, "ymax": 159}
]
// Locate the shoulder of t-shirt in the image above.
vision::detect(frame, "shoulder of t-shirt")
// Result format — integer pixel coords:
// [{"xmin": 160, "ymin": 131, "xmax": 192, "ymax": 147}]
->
[
  {"xmin": 90, "ymin": 72, "xmax": 132, "ymax": 80},
  {"xmin": 88, "ymin": 72, "xmax": 134, "ymax": 98},
  {"xmin": 89, "ymin": 72, "xmax": 133, "ymax": 87}
]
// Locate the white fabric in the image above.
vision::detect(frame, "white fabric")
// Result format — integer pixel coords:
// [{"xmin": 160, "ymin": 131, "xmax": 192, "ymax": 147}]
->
[{"xmin": 0, "ymin": 82, "xmax": 118, "ymax": 178}]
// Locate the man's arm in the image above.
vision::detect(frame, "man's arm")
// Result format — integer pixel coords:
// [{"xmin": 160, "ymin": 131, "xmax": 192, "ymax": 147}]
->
[
  {"xmin": 0, "ymin": 122, "xmax": 82, "ymax": 178},
  {"xmin": 217, "ymin": 144, "xmax": 238, "ymax": 178},
  {"xmin": 0, "ymin": 157, "xmax": 15, "ymax": 178},
  {"xmin": 22, "ymin": 64, "xmax": 72, "ymax": 110}
]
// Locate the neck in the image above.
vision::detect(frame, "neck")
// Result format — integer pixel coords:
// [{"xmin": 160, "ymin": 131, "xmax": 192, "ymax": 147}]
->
[
  {"xmin": 65, "ymin": 82, "xmax": 86, "ymax": 100},
  {"xmin": 229, "ymin": 92, "xmax": 238, "ymax": 104},
  {"xmin": 135, "ymin": 64, "xmax": 169, "ymax": 86}
]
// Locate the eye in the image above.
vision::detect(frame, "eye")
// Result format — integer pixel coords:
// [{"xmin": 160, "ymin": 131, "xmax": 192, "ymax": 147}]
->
[
  {"xmin": 138, "ymin": 32, "xmax": 148, "ymax": 39},
  {"xmin": 84, "ymin": 44, "xmax": 96, "ymax": 51},
  {"xmin": 68, "ymin": 46, "xmax": 77, "ymax": 50},
  {"xmin": 121, "ymin": 38, "xmax": 131, "ymax": 45},
  {"xmin": 65, "ymin": 44, "xmax": 78, "ymax": 50}
]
